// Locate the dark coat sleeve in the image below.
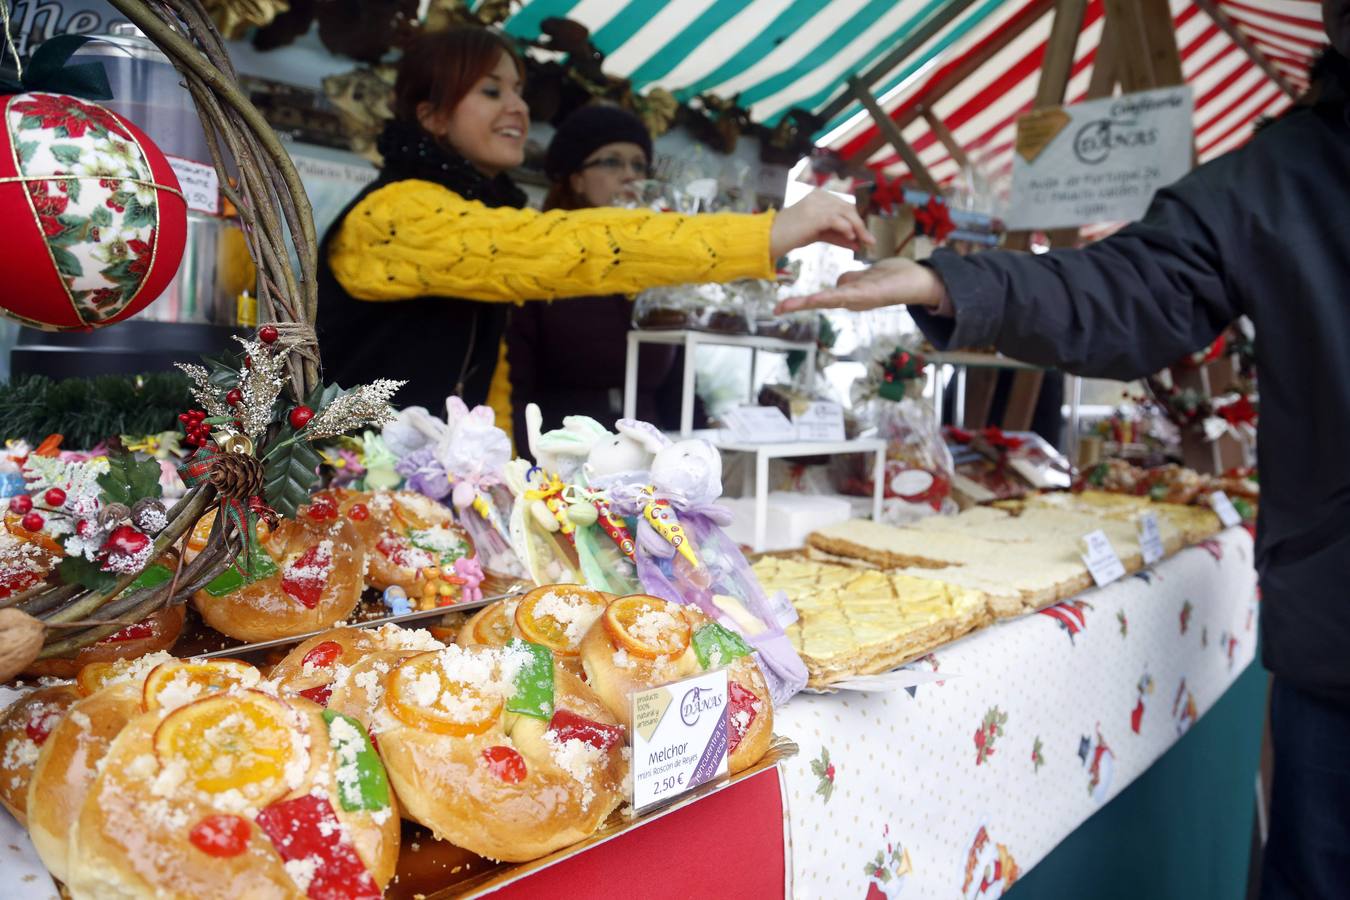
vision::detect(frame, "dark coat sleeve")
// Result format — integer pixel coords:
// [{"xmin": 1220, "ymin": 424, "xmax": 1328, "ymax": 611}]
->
[{"xmin": 912, "ymin": 174, "xmax": 1243, "ymax": 382}]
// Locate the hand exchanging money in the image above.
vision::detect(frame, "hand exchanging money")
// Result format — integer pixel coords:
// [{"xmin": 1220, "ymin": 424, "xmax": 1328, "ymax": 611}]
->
[{"xmin": 774, "ymin": 257, "xmax": 949, "ymax": 315}]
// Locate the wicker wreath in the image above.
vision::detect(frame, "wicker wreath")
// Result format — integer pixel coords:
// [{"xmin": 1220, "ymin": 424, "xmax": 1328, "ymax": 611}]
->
[{"xmin": 0, "ymin": 0, "xmax": 363, "ymax": 673}]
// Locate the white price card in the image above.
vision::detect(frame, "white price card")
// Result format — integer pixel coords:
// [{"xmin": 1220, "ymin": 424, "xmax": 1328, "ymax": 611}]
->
[
  {"xmin": 794, "ymin": 401, "xmax": 846, "ymax": 442},
  {"xmin": 1080, "ymin": 529, "xmax": 1126, "ymax": 586},
  {"xmin": 723, "ymin": 405, "xmax": 797, "ymax": 443},
  {"xmin": 165, "ymin": 155, "xmax": 220, "ymax": 214},
  {"xmin": 630, "ymin": 668, "xmax": 729, "ymax": 813},
  {"xmin": 1209, "ymin": 491, "xmax": 1243, "ymax": 528},
  {"xmin": 1137, "ymin": 512, "xmax": 1165, "ymax": 566}
]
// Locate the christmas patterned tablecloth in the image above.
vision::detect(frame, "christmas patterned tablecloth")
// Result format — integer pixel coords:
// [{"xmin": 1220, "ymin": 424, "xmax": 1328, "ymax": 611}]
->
[{"xmin": 776, "ymin": 526, "xmax": 1258, "ymax": 899}]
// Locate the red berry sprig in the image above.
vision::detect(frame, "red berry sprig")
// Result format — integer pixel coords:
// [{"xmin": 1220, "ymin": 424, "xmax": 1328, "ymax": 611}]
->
[
  {"xmin": 44, "ymin": 487, "xmax": 66, "ymax": 507},
  {"xmin": 289, "ymin": 406, "xmax": 314, "ymax": 430},
  {"xmin": 20, "ymin": 512, "xmax": 44, "ymax": 532},
  {"xmin": 178, "ymin": 409, "xmax": 211, "ymax": 448},
  {"xmin": 9, "ymin": 494, "xmax": 33, "ymax": 515},
  {"xmin": 226, "ymin": 388, "xmax": 244, "ymax": 406},
  {"xmin": 258, "ymin": 324, "xmax": 279, "ymax": 344}
]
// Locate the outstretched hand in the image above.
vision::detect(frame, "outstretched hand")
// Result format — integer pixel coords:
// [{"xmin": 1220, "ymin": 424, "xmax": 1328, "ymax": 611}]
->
[
  {"xmin": 774, "ymin": 257, "xmax": 948, "ymax": 314},
  {"xmin": 768, "ymin": 190, "xmax": 875, "ymax": 259}
]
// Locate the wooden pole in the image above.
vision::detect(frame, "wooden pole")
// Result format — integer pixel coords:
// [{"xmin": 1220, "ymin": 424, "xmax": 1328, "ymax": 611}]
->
[
  {"xmin": 848, "ymin": 76, "xmax": 941, "ymax": 195},
  {"xmin": 1194, "ymin": 0, "xmax": 1300, "ymax": 100},
  {"xmin": 918, "ymin": 104, "xmax": 973, "ymax": 171}
]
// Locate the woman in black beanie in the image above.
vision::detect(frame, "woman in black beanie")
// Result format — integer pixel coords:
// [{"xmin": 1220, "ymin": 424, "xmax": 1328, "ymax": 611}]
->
[{"xmin": 506, "ymin": 104, "xmax": 699, "ymax": 448}]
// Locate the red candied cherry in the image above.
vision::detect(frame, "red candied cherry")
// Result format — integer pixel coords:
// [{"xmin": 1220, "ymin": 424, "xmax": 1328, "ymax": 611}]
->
[
  {"xmin": 8, "ymin": 494, "xmax": 32, "ymax": 515},
  {"xmin": 289, "ymin": 405, "xmax": 314, "ymax": 430},
  {"xmin": 481, "ymin": 745, "xmax": 527, "ymax": 784},
  {"xmin": 20, "ymin": 512, "xmax": 44, "ymax": 532},
  {"xmin": 301, "ymin": 640, "xmax": 343, "ymax": 669},
  {"xmin": 258, "ymin": 324, "xmax": 279, "ymax": 344},
  {"xmin": 307, "ymin": 495, "xmax": 337, "ymax": 522},
  {"xmin": 189, "ymin": 815, "xmax": 252, "ymax": 858},
  {"xmin": 43, "ymin": 487, "xmax": 66, "ymax": 507},
  {"xmin": 226, "ymin": 388, "xmax": 244, "ymax": 406},
  {"xmin": 347, "ymin": 503, "xmax": 369, "ymax": 522}
]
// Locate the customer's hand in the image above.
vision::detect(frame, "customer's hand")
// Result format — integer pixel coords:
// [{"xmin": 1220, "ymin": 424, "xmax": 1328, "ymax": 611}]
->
[
  {"xmin": 769, "ymin": 190, "xmax": 874, "ymax": 259},
  {"xmin": 774, "ymin": 257, "xmax": 948, "ymax": 314}
]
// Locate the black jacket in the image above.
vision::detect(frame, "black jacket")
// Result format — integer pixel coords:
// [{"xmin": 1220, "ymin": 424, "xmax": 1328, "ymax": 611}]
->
[
  {"xmin": 504, "ymin": 295, "xmax": 701, "ymax": 449},
  {"xmin": 915, "ymin": 52, "xmax": 1350, "ymax": 692},
  {"xmin": 316, "ymin": 122, "xmax": 528, "ymax": 412}
]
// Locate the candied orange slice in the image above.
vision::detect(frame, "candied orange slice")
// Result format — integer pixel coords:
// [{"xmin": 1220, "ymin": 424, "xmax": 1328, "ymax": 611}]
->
[
  {"xmin": 142, "ymin": 659, "xmax": 258, "ymax": 713},
  {"xmin": 187, "ymin": 512, "xmax": 268, "ymax": 554},
  {"xmin": 76, "ymin": 661, "xmax": 119, "ymax": 697},
  {"xmin": 153, "ymin": 691, "xmax": 301, "ymax": 804},
  {"xmin": 383, "ymin": 651, "xmax": 501, "ymax": 736},
  {"xmin": 513, "ymin": 585, "xmax": 606, "ymax": 656},
  {"xmin": 471, "ymin": 602, "xmax": 515, "ymax": 647},
  {"xmin": 602, "ymin": 595, "xmax": 691, "ymax": 660}
]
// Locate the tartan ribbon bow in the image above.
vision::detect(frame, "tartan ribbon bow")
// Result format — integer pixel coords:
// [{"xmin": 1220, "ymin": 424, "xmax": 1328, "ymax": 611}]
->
[{"xmin": 177, "ymin": 445, "xmax": 270, "ymax": 574}]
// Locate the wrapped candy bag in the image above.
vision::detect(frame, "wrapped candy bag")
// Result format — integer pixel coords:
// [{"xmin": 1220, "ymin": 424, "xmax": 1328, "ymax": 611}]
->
[
  {"xmin": 383, "ymin": 398, "xmax": 525, "ymax": 578},
  {"xmin": 603, "ymin": 421, "xmax": 808, "ymax": 705},
  {"xmin": 531, "ymin": 409, "xmax": 648, "ymax": 596},
  {"xmin": 836, "ymin": 343, "xmax": 957, "ymax": 524}
]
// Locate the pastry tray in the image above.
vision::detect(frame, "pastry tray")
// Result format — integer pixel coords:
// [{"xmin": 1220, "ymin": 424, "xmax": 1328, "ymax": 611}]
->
[{"xmin": 391, "ymin": 735, "xmax": 798, "ymax": 899}]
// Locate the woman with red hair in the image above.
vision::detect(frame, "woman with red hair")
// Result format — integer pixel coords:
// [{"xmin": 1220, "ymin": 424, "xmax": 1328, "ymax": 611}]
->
[{"xmin": 318, "ymin": 27, "xmax": 867, "ymax": 424}]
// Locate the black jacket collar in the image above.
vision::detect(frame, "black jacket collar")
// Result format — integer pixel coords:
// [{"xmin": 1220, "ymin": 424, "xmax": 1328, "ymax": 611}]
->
[{"xmin": 375, "ymin": 119, "xmax": 528, "ymax": 209}]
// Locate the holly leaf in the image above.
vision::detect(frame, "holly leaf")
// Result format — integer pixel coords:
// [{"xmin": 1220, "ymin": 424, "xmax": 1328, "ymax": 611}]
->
[
  {"xmin": 15, "ymin": 141, "xmax": 37, "ymax": 164},
  {"xmin": 66, "ymin": 178, "xmax": 81, "ymax": 204},
  {"xmin": 58, "ymin": 554, "xmax": 117, "ymax": 592},
  {"xmin": 264, "ymin": 435, "xmax": 322, "ymax": 519},
  {"xmin": 121, "ymin": 195, "xmax": 156, "ymax": 229},
  {"xmin": 48, "ymin": 244, "xmax": 83, "ymax": 278},
  {"xmin": 810, "ymin": 758, "xmax": 825, "ymax": 777},
  {"xmin": 90, "ymin": 205, "xmax": 112, "ymax": 228},
  {"xmin": 98, "ymin": 452, "xmax": 163, "ymax": 506},
  {"xmin": 49, "ymin": 144, "xmax": 82, "ymax": 166}
]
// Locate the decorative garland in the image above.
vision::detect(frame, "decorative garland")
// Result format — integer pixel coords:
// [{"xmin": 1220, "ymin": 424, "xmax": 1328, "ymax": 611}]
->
[{"xmin": 0, "ymin": 373, "xmax": 193, "ymax": 447}]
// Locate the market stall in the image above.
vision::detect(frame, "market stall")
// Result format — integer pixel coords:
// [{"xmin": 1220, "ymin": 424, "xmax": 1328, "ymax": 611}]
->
[{"xmin": 1, "ymin": 0, "xmax": 1323, "ymax": 897}]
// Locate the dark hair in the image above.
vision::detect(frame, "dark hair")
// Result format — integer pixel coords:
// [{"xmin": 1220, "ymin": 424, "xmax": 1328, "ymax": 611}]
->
[
  {"xmin": 393, "ymin": 27, "xmax": 524, "ymax": 126},
  {"xmin": 543, "ymin": 181, "xmax": 585, "ymax": 211}
]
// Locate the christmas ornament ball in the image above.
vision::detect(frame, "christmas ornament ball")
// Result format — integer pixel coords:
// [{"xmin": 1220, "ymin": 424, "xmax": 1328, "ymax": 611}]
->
[{"xmin": 0, "ymin": 92, "xmax": 187, "ymax": 331}]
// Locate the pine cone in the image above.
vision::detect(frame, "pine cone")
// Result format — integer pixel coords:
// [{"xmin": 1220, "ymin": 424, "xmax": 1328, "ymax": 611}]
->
[
  {"xmin": 97, "ymin": 502, "xmax": 131, "ymax": 531},
  {"xmin": 208, "ymin": 453, "xmax": 265, "ymax": 502}
]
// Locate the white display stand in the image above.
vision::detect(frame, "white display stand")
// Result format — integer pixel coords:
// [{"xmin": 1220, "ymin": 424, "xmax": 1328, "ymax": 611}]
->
[
  {"xmin": 692, "ymin": 429, "xmax": 886, "ymax": 553},
  {"xmin": 623, "ymin": 329, "xmax": 817, "ymax": 436}
]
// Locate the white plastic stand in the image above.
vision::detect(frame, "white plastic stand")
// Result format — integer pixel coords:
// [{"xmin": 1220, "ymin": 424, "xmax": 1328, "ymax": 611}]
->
[
  {"xmin": 623, "ymin": 329, "xmax": 817, "ymax": 436},
  {"xmin": 693, "ymin": 430, "xmax": 886, "ymax": 552}
]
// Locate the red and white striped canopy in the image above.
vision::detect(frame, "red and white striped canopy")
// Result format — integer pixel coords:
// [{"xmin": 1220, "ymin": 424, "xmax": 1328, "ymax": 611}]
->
[{"xmin": 821, "ymin": 0, "xmax": 1329, "ymax": 195}]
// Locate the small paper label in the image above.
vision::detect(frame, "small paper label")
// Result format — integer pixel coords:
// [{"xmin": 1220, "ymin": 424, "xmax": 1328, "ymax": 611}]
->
[
  {"xmin": 1080, "ymin": 529, "xmax": 1126, "ymax": 586},
  {"xmin": 1209, "ymin": 491, "xmax": 1242, "ymax": 528},
  {"xmin": 165, "ymin": 155, "xmax": 220, "ymax": 214},
  {"xmin": 1138, "ymin": 512, "xmax": 1165, "ymax": 566},
  {"xmin": 723, "ymin": 405, "xmax": 797, "ymax": 443},
  {"xmin": 1014, "ymin": 107, "xmax": 1071, "ymax": 162},
  {"xmin": 630, "ymin": 668, "xmax": 729, "ymax": 812},
  {"xmin": 794, "ymin": 401, "xmax": 846, "ymax": 442}
]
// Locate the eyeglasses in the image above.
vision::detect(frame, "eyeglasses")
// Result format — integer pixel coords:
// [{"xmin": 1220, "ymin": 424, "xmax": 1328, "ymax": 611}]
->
[{"xmin": 581, "ymin": 157, "xmax": 651, "ymax": 176}]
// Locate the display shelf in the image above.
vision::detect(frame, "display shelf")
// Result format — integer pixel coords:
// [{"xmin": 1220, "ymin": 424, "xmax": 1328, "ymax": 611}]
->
[
  {"xmin": 623, "ymin": 329, "xmax": 817, "ymax": 436},
  {"xmin": 691, "ymin": 429, "xmax": 886, "ymax": 552}
]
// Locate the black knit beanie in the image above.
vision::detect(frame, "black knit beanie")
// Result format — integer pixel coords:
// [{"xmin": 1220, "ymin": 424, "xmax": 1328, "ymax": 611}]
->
[{"xmin": 544, "ymin": 105, "xmax": 654, "ymax": 181}]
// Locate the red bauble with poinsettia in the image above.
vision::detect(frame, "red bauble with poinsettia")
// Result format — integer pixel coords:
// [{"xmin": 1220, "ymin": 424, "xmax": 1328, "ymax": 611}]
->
[{"xmin": 0, "ymin": 92, "xmax": 187, "ymax": 331}]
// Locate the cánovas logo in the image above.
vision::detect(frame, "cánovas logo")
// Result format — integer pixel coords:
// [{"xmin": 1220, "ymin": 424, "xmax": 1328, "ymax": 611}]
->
[
  {"xmin": 1072, "ymin": 118, "xmax": 1159, "ymax": 164},
  {"xmin": 679, "ymin": 685, "xmax": 724, "ymax": 726}
]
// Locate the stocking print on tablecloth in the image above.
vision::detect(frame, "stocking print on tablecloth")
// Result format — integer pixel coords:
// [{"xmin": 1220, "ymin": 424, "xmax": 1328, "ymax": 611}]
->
[{"xmin": 777, "ymin": 528, "xmax": 1258, "ymax": 898}]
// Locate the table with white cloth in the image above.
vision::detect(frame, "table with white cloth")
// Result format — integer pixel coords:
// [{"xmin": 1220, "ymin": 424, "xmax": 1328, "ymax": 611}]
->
[{"xmin": 776, "ymin": 526, "xmax": 1259, "ymax": 898}]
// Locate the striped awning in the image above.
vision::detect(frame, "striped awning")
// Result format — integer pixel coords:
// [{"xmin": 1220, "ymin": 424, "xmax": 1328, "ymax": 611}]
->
[{"xmin": 499, "ymin": 0, "xmax": 1328, "ymax": 190}]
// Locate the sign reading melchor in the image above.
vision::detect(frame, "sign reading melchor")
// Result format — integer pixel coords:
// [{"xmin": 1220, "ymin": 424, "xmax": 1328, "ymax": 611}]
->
[{"xmin": 1008, "ymin": 86, "xmax": 1194, "ymax": 230}]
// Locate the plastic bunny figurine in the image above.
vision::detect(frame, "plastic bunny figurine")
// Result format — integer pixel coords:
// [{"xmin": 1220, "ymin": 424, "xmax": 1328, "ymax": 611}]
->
[{"xmin": 605, "ymin": 422, "xmax": 808, "ymax": 705}]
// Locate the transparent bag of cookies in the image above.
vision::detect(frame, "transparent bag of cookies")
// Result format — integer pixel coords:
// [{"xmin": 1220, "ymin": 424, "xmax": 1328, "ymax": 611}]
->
[{"xmin": 833, "ymin": 395, "xmax": 957, "ymax": 523}]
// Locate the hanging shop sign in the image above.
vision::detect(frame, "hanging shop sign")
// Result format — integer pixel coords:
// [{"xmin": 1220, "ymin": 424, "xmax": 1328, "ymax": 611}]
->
[{"xmin": 1008, "ymin": 85, "xmax": 1194, "ymax": 229}]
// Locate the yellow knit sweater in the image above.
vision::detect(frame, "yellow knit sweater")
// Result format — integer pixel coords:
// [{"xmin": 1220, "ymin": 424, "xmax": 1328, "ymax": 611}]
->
[{"xmin": 328, "ymin": 179, "xmax": 776, "ymax": 302}]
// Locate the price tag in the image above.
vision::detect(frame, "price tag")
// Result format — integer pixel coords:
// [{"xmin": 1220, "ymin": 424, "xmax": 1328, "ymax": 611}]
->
[
  {"xmin": 723, "ymin": 405, "xmax": 797, "ymax": 443},
  {"xmin": 630, "ymin": 668, "xmax": 729, "ymax": 813},
  {"xmin": 1080, "ymin": 529, "xmax": 1126, "ymax": 586},
  {"xmin": 1137, "ymin": 512, "xmax": 1165, "ymax": 566},
  {"xmin": 794, "ymin": 401, "xmax": 846, "ymax": 442},
  {"xmin": 1209, "ymin": 491, "xmax": 1243, "ymax": 528},
  {"xmin": 165, "ymin": 155, "xmax": 220, "ymax": 214}
]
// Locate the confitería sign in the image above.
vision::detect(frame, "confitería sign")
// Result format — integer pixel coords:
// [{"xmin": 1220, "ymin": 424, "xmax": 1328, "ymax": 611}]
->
[{"xmin": 1008, "ymin": 85, "xmax": 1194, "ymax": 229}]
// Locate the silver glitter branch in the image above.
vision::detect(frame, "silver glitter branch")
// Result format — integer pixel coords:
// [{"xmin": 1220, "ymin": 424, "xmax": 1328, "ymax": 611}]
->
[
  {"xmin": 175, "ymin": 363, "xmax": 232, "ymax": 418},
  {"xmin": 233, "ymin": 336, "xmax": 288, "ymax": 440},
  {"xmin": 303, "ymin": 379, "xmax": 406, "ymax": 441}
]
